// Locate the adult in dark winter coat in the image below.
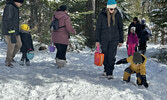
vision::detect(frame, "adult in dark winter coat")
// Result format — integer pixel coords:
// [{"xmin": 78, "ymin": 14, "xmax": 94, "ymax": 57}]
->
[
  {"xmin": 1, "ymin": 0, "xmax": 24, "ymax": 67},
  {"xmin": 51, "ymin": 5, "xmax": 76, "ymax": 68},
  {"xmin": 20, "ymin": 24, "xmax": 34, "ymax": 66},
  {"xmin": 128, "ymin": 17, "xmax": 142, "ymax": 39},
  {"xmin": 139, "ymin": 24, "xmax": 148, "ymax": 54},
  {"xmin": 95, "ymin": 0, "xmax": 124, "ymax": 79}
]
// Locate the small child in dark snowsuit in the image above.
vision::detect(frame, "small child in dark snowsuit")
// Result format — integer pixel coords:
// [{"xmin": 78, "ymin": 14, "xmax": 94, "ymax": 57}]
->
[
  {"xmin": 126, "ymin": 27, "xmax": 139, "ymax": 56},
  {"xmin": 20, "ymin": 24, "xmax": 34, "ymax": 66},
  {"xmin": 116, "ymin": 52, "xmax": 149, "ymax": 88}
]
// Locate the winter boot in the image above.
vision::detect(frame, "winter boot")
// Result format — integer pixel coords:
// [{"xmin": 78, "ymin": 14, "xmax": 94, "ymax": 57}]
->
[
  {"xmin": 56, "ymin": 58, "xmax": 66, "ymax": 68},
  {"xmin": 5, "ymin": 61, "xmax": 13, "ymax": 68},
  {"xmin": 102, "ymin": 72, "xmax": 107, "ymax": 76},
  {"xmin": 20, "ymin": 59, "xmax": 25, "ymax": 66},
  {"xmin": 107, "ymin": 75, "xmax": 114, "ymax": 80},
  {"xmin": 25, "ymin": 60, "xmax": 30, "ymax": 66}
]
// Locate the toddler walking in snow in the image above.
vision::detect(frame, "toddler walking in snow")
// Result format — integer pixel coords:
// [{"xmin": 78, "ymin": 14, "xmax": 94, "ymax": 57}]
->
[
  {"xmin": 126, "ymin": 27, "xmax": 139, "ymax": 56},
  {"xmin": 19, "ymin": 24, "xmax": 34, "ymax": 66},
  {"xmin": 116, "ymin": 52, "xmax": 149, "ymax": 88}
]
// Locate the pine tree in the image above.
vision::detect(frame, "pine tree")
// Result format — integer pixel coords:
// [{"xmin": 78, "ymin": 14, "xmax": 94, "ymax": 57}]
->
[{"xmin": 149, "ymin": 0, "xmax": 167, "ymax": 45}]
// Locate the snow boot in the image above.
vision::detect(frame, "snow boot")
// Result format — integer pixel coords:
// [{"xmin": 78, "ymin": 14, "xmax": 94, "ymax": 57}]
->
[
  {"xmin": 20, "ymin": 59, "xmax": 25, "ymax": 66},
  {"xmin": 107, "ymin": 75, "xmax": 114, "ymax": 80},
  {"xmin": 102, "ymin": 72, "xmax": 107, "ymax": 76},
  {"xmin": 56, "ymin": 58, "xmax": 66, "ymax": 68},
  {"xmin": 25, "ymin": 61, "xmax": 30, "ymax": 66},
  {"xmin": 5, "ymin": 61, "xmax": 13, "ymax": 68}
]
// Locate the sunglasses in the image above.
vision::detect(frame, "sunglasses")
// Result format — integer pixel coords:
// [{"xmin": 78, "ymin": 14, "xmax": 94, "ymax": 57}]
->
[
  {"xmin": 134, "ymin": 62, "xmax": 142, "ymax": 65},
  {"xmin": 109, "ymin": 8, "xmax": 116, "ymax": 11}
]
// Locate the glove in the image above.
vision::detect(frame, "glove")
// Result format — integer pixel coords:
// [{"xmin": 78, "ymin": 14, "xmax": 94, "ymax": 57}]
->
[
  {"xmin": 10, "ymin": 34, "xmax": 17, "ymax": 43},
  {"xmin": 28, "ymin": 48, "xmax": 33, "ymax": 51},
  {"xmin": 116, "ymin": 61, "xmax": 122, "ymax": 65}
]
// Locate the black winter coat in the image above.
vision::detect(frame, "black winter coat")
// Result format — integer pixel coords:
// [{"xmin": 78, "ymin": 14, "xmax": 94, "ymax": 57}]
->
[
  {"xmin": 128, "ymin": 21, "xmax": 142, "ymax": 39},
  {"xmin": 95, "ymin": 8, "xmax": 124, "ymax": 44},
  {"xmin": 1, "ymin": 0, "xmax": 20, "ymax": 36},
  {"xmin": 20, "ymin": 31, "xmax": 34, "ymax": 52},
  {"xmin": 139, "ymin": 29, "xmax": 148, "ymax": 44}
]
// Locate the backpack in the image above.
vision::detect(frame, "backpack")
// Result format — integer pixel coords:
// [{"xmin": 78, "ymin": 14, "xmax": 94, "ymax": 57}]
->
[{"xmin": 50, "ymin": 15, "xmax": 65, "ymax": 31}]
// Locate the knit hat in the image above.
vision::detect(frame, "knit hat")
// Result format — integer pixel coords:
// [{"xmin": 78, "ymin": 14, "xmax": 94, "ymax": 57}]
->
[
  {"xmin": 133, "ymin": 52, "xmax": 142, "ymax": 64},
  {"xmin": 107, "ymin": 0, "xmax": 117, "ymax": 8},
  {"xmin": 59, "ymin": 5, "xmax": 67, "ymax": 11},
  {"xmin": 13, "ymin": 0, "xmax": 24, "ymax": 3},
  {"xmin": 131, "ymin": 27, "xmax": 136, "ymax": 32},
  {"xmin": 133, "ymin": 17, "xmax": 138, "ymax": 21}
]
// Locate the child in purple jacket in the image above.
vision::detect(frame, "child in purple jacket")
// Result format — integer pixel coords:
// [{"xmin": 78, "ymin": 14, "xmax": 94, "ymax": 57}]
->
[{"xmin": 126, "ymin": 27, "xmax": 139, "ymax": 56}]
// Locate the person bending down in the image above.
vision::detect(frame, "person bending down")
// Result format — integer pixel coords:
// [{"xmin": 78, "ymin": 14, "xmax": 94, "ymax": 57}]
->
[{"xmin": 116, "ymin": 52, "xmax": 149, "ymax": 88}]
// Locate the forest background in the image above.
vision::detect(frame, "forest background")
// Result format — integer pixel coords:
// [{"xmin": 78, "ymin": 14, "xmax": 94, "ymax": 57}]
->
[{"xmin": 0, "ymin": 0, "xmax": 166, "ymax": 48}]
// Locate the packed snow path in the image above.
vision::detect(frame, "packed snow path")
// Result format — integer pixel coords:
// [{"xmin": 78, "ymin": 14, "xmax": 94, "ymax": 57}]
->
[{"xmin": 0, "ymin": 42, "xmax": 167, "ymax": 100}]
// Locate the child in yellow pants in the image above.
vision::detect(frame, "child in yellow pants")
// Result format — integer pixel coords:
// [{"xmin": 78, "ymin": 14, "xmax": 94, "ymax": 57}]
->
[{"xmin": 116, "ymin": 52, "xmax": 149, "ymax": 88}]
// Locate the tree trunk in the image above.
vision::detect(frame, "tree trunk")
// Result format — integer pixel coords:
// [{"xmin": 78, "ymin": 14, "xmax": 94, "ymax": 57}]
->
[
  {"xmin": 29, "ymin": 0, "xmax": 38, "ymax": 29},
  {"xmin": 85, "ymin": 0, "xmax": 95, "ymax": 48},
  {"xmin": 161, "ymin": 31, "xmax": 165, "ymax": 45},
  {"xmin": 154, "ymin": 33, "xmax": 158, "ymax": 44}
]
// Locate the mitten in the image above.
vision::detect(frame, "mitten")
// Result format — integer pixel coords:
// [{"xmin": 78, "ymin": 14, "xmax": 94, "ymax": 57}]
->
[
  {"xmin": 10, "ymin": 34, "xmax": 17, "ymax": 43},
  {"xmin": 116, "ymin": 61, "xmax": 122, "ymax": 65},
  {"xmin": 116, "ymin": 58, "xmax": 128, "ymax": 65},
  {"xmin": 28, "ymin": 48, "xmax": 33, "ymax": 51}
]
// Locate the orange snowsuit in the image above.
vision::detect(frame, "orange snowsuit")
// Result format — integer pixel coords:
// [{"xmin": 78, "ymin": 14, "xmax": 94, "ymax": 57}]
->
[{"xmin": 123, "ymin": 54, "xmax": 147, "ymax": 85}]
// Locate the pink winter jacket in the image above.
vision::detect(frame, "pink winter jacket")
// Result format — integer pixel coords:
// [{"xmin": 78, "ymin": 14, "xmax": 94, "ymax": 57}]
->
[
  {"xmin": 126, "ymin": 33, "xmax": 139, "ymax": 45},
  {"xmin": 51, "ymin": 11, "xmax": 76, "ymax": 45}
]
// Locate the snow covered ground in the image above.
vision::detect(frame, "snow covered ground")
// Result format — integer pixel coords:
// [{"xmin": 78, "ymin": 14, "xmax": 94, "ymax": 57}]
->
[{"xmin": 0, "ymin": 41, "xmax": 167, "ymax": 100}]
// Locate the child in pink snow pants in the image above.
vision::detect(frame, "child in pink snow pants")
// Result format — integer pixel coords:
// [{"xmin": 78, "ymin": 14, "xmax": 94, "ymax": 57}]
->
[{"xmin": 127, "ymin": 27, "xmax": 139, "ymax": 56}]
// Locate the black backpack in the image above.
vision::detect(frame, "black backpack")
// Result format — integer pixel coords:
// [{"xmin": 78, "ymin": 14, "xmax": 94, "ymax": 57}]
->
[{"xmin": 50, "ymin": 15, "xmax": 65, "ymax": 31}]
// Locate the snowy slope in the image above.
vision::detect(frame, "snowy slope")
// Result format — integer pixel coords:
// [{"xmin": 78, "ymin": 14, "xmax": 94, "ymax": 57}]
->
[{"xmin": 0, "ymin": 41, "xmax": 167, "ymax": 100}]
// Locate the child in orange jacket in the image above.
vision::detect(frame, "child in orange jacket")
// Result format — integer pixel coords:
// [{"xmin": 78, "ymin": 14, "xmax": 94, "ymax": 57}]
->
[{"xmin": 116, "ymin": 52, "xmax": 149, "ymax": 88}]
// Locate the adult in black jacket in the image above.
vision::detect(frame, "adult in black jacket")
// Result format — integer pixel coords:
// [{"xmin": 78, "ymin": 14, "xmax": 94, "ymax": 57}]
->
[
  {"xmin": 1, "ymin": 0, "xmax": 24, "ymax": 67},
  {"xmin": 20, "ymin": 24, "xmax": 34, "ymax": 66},
  {"xmin": 128, "ymin": 17, "xmax": 142, "ymax": 39},
  {"xmin": 95, "ymin": 0, "xmax": 123, "ymax": 79},
  {"xmin": 139, "ymin": 24, "xmax": 148, "ymax": 54}
]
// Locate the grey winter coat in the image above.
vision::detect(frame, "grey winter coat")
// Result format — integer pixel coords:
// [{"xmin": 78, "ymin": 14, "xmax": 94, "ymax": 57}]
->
[
  {"xmin": 1, "ymin": 0, "xmax": 20, "ymax": 36},
  {"xmin": 95, "ymin": 8, "xmax": 124, "ymax": 44}
]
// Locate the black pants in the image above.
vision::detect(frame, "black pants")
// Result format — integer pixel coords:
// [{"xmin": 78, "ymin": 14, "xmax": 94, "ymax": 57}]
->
[
  {"xmin": 101, "ymin": 41, "xmax": 118, "ymax": 76},
  {"xmin": 55, "ymin": 43, "xmax": 68, "ymax": 60},
  {"xmin": 21, "ymin": 52, "xmax": 29, "ymax": 61},
  {"xmin": 139, "ymin": 42, "xmax": 146, "ymax": 54}
]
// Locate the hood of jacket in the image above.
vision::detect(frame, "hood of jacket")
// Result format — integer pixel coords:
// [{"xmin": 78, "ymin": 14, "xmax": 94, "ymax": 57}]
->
[
  {"xmin": 100, "ymin": 8, "xmax": 107, "ymax": 17},
  {"xmin": 54, "ymin": 11, "xmax": 68, "ymax": 20},
  {"xmin": 7, "ymin": 0, "xmax": 19, "ymax": 8}
]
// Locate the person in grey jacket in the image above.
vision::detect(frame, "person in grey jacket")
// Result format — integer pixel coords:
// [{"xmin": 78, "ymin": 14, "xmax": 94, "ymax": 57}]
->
[
  {"xmin": 1, "ymin": 0, "xmax": 24, "ymax": 67},
  {"xmin": 95, "ymin": 0, "xmax": 124, "ymax": 79}
]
